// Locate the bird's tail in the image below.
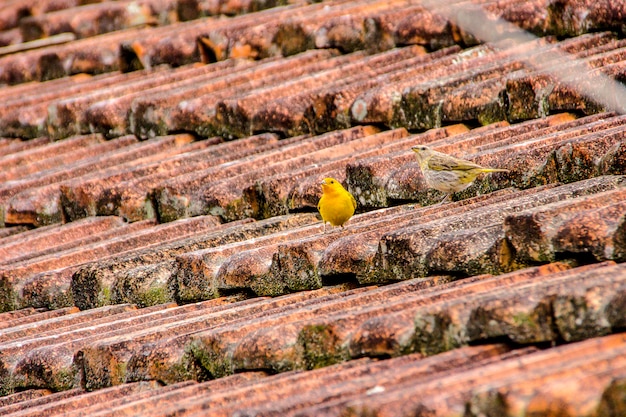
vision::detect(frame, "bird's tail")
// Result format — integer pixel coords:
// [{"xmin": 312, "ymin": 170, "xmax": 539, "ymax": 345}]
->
[{"xmin": 482, "ymin": 168, "xmax": 509, "ymax": 173}]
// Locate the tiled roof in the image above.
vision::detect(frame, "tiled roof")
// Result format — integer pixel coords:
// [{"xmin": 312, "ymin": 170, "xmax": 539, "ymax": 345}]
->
[{"xmin": 1, "ymin": 0, "xmax": 626, "ymax": 415}]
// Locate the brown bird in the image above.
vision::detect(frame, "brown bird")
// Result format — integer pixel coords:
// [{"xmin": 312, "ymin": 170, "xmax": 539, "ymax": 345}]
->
[{"xmin": 411, "ymin": 145, "xmax": 509, "ymax": 203}]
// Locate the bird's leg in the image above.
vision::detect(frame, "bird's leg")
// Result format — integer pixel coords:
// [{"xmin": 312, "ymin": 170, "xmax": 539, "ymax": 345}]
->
[{"xmin": 438, "ymin": 193, "xmax": 451, "ymax": 205}]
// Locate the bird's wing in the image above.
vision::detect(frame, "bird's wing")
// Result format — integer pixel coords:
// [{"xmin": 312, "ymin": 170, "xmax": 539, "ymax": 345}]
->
[{"xmin": 428, "ymin": 153, "xmax": 484, "ymax": 171}]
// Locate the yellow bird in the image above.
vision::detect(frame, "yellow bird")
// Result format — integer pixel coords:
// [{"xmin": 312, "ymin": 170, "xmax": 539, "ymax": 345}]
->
[
  {"xmin": 317, "ymin": 177, "xmax": 357, "ymax": 232},
  {"xmin": 411, "ymin": 145, "xmax": 509, "ymax": 204}
]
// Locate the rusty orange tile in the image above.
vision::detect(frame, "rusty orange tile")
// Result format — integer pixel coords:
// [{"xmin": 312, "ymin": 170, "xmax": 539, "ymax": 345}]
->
[
  {"xmin": 19, "ymin": 0, "xmax": 173, "ymax": 41},
  {"xmin": 0, "ymin": 216, "xmax": 126, "ymax": 263}
]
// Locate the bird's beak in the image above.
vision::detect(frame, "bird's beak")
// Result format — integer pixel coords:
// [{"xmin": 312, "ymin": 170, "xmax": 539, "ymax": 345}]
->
[
  {"xmin": 320, "ymin": 179, "xmax": 327, "ymax": 185},
  {"xmin": 411, "ymin": 147, "xmax": 419, "ymax": 153}
]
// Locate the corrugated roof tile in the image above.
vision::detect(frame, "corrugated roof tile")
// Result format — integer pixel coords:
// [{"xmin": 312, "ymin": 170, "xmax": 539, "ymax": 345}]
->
[
  {"xmin": 45, "ymin": 66, "xmax": 174, "ymax": 139},
  {"xmin": 9, "ymin": 298, "xmax": 234, "ymax": 391},
  {"xmin": 128, "ymin": 49, "xmax": 335, "ymax": 139},
  {"xmin": 249, "ymin": 45, "xmax": 428, "ymax": 137},
  {"xmin": 213, "ymin": 51, "xmax": 369, "ymax": 138},
  {"xmin": 0, "ymin": 72, "xmax": 143, "ymax": 138},
  {"xmin": 376, "ymin": 176, "xmax": 626, "ymax": 282},
  {"xmin": 2, "ymin": 0, "xmax": 626, "ymax": 414},
  {"xmin": 200, "ymin": 128, "xmax": 406, "ymax": 222},
  {"xmin": 0, "ymin": 27, "xmax": 148, "ymax": 85},
  {"xmin": 124, "ymin": 289, "xmax": 346, "ymax": 385},
  {"xmin": 548, "ymin": 0, "xmax": 626, "ymax": 36},
  {"xmin": 0, "ymin": 216, "xmax": 126, "ymax": 263},
  {"xmin": 151, "ymin": 126, "xmax": 373, "ymax": 222},
  {"xmin": 57, "ymin": 135, "xmax": 217, "ymax": 221},
  {"xmin": 0, "ymin": 382, "xmax": 163, "ymax": 416},
  {"xmin": 19, "ymin": 0, "xmax": 174, "ymax": 41},
  {"xmin": 185, "ymin": 0, "xmax": 308, "ymax": 19},
  {"xmin": 217, "ymin": 346, "xmax": 514, "ymax": 417},
  {"xmin": 0, "ymin": 388, "xmax": 54, "ymax": 408},
  {"xmin": 0, "ymin": 133, "xmax": 101, "ymax": 177},
  {"xmin": 0, "ymin": 135, "xmax": 144, "ymax": 226},
  {"xmin": 0, "ymin": 136, "xmax": 49, "ymax": 153},
  {"xmin": 248, "ymin": 128, "xmax": 410, "ymax": 218},
  {"xmin": 329, "ymin": 333, "xmax": 626, "ymax": 416},
  {"xmin": 0, "ymin": 306, "xmax": 77, "ymax": 331},
  {"xmin": 71, "ymin": 213, "xmax": 316, "ymax": 310},
  {"xmin": 505, "ymin": 186, "xmax": 626, "ymax": 262},
  {"xmin": 0, "ymin": 32, "xmax": 76, "ymax": 57},
  {"xmin": 84, "ymin": 59, "xmax": 244, "ymax": 138},
  {"xmin": 84, "ymin": 287, "xmax": 350, "ymax": 389}
]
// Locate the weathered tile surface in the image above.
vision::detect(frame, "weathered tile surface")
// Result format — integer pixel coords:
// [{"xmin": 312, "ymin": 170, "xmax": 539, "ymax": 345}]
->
[{"xmin": 2, "ymin": 0, "xmax": 626, "ymax": 415}]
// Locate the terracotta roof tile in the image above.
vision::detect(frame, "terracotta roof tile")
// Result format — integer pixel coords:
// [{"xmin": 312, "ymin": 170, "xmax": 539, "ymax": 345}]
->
[
  {"xmin": 83, "ymin": 291, "xmax": 343, "ymax": 389},
  {"xmin": 349, "ymin": 43, "xmax": 496, "ymax": 125},
  {"xmin": 0, "ymin": 220, "xmax": 153, "ymax": 307},
  {"xmin": 128, "ymin": 49, "xmax": 335, "ymax": 139},
  {"xmin": 377, "ymin": 176, "xmax": 625, "ymax": 280},
  {"xmin": 0, "ymin": 216, "xmax": 126, "ymax": 262},
  {"xmin": 121, "ymin": 0, "xmax": 329, "ymax": 70},
  {"xmin": 197, "ymin": 127, "xmax": 403, "ymax": 221},
  {"xmin": 2, "ymin": 330, "xmax": 622, "ymax": 416},
  {"xmin": 325, "ymin": 334, "xmax": 626, "ymax": 416},
  {"xmin": 124, "ymin": 289, "xmax": 344, "ymax": 385},
  {"xmin": 0, "ymin": 225, "xmax": 30, "ymax": 240},
  {"xmin": 0, "ymin": 303, "xmax": 136, "ymax": 345},
  {"xmin": 0, "ymin": 134, "xmax": 220, "ymax": 227},
  {"xmin": 0, "ymin": 134, "xmax": 140, "ymax": 225},
  {"xmin": 0, "ymin": 388, "xmax": 53, "ymax": 408},
  {"xmin": 2, "ymin": 0, "xmax": 626, "ymax": 414},
  {"xmin": 45, "ymin": 66, "xmax": 175, "ymax": 139},
  {"xmin": 0, "ymin": 382, "xmax": 163, "ymax": 416},
  {"xmin": 0, "ymin": 32, "xmax": 76, "ymax": 57},
  {"xmin": 505, "ymin": 186, "xmax": 626, "ymax": 262},
  {"xmin": 345, "ymin": 115, "xmax": 564, "ymax": 208},
  {"xmin": 0, "ymin": 134, "xmax": 100, "ymax": 178},
  {"xmin": 0, "ymin": 28, "xmax": 23, "ymax": 48},
  {"xmin": 508, "ymin": 50, "xmax": 626, "ymax": 120},
  {"xmin": 82, "ymin": 376, "xmax": 256, "ymax": 417},
  {"xmin": 2, "ymin": 262, "xmax": 620, "ymax": 413},
  {"xmin": 9, "ymin": 300, "xmax": 235, "ymax": 391},
  {"xmin": 151, "ymin": 126, "xmax": 374, "ymax": 222},
  {"xmin": 355, "ymin": 32, "xmax": 618, "ymax": 128},
  {"xmin": 70, "ymin": 213, "xmax": 317, "ymax": 309},
  {"xmin": 19, "ymin": 0, "xmax": 173, "ymax": 41},
  {"xmin": 61, "ymin": 134, "xmax": 277, "ymax": 221},
  {"xmin": 548, "ymin": 0, "xmax": 626, "ymax": 36},
  {"xmin": 89, "ymin": 288, "xmax": 338, "ymax": 388},
  {"xmin": 206, "ymin": 226, "xmax": 328, "ymax": 295},
  {"xmin": 248, "ymin": 128, "xmax": 412, "ymax": 217},
  {"xmin": 185, "ymin": 0, "xmax": 308, "ymax": 19},
  {"xmin": 220, "ymin": 348, "xmax": 514, "ymax": 416},
  {"xmin": 19, "ymin": 214, "xmax": 231, "ymax": 310},
  {"xmin": 2, "ymin": 0, "xmax": 91, "ymax": 35},
  {"xmin": 45, "ymin": 171, "xmax": 618, "ymax": 314},
  {"xmin": 58, "ymin": 135, "xmax": 220, "ymax": 221},
  {"xmin": 0, "ymin": 137, "xmax": 42, "ymax": 153},
  {"xmin": 83, "ymin": 59, "xmax": 244, "ymax": 138},
  {"xmin": 248, "ymin": 45, "xmax": 428, "ymax": 137},
  {"xmin": 0, "ymin": 27, "xmax": 148, "ymax": 85},
  {"xmin": 0, "ymin": 72, "xmax": 146, "ymax": 138},
  {"xmin": 128, "ymin": 346, "xmax": 507, "ymax": 416},
  {"xmin": 0, "ymin": 306, "xmax": 77, "ymax": 331},
  {"xmin": 216, "ymin": 50, "xmax": 371, "ymax": 137}
]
